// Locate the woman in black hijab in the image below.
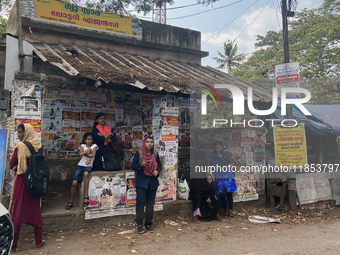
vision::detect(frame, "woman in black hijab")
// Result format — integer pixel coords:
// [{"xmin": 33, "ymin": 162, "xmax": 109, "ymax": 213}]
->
[{"xmin": 189, "ymin": 172, "xmax": 224, "ymax": 224}]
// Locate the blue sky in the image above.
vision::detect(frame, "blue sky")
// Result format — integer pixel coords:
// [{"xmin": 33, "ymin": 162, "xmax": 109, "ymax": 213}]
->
[{"xmin": 132, "ymin": 0, "xmax": 324, "ymax": 68}]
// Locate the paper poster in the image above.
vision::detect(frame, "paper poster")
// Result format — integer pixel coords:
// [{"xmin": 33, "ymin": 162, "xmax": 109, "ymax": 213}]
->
[
  {"xmin": 126, "ymin": 171, "xmax": 136, "ymax": 205},
  {"xmin": 25, "ymin": 99, "xmax": 39, "ymax": 112},
  {"xmin": 274, "ymin": 124, "xmax": 307, "ymax": 166},
  {"xmin": 115, "ymin": 108, "xmax": 124, "ymax": 122},
  {"xmin": 125, "ymin": 150, "xmax": 133, "ymax": 170},
  {"xmin": 125, "ymin": 127, "xmax": 133, "ymax": 150},
  {"xmin": 87, "ymin": 175, "xmax": 127, "ymax": 212},
  {"xmin": 156, "ymin": 179, "xmax": 176, "ymax": 202},
  {"xmin": 62, "ymin": 109, "xmax": 80, "ymax": 131},
  {"xmin": 0, "ymin": 129, "xmax": 8, "ymax": 195},
  {"xmin": 106, "ymin": 111, "xmax": 116, "ymax": 128},
  {"xmin": 275, "ymin": 62, "xmax": 300, "ymax": 101},
  {"xmin": 15, "ymin": 118, "xmax": 41, "ymax": 132},
  {"xmin": 81, "ymin": 110, "xmax": 97, "ymax": 132}
]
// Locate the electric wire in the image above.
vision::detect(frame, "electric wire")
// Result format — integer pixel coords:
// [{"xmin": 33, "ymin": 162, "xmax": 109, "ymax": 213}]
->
[
  {"xmin": 167, "ymin": 0, "xmax": 244, "ymax": 20},
  {"xmin": 234, "ymin": 0, "xmax": 271, "ymax": 41},
  {"xmin": 202, "ymin": 0, "xmax": 259, "ymax": 45}
]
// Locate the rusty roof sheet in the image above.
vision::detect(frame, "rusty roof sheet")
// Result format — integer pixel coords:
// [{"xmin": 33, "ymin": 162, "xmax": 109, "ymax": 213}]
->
[{"xmin": 32, "ymin": 42, "xmax": 272, "ymax": 102}]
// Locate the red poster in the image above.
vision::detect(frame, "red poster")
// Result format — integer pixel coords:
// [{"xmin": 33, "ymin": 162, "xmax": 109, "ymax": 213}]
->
[
  {"xmin": 62, "ymin": 110, "xmax": 80, "ymax": 131},
  {"xmin": 15, "ymin": 118, "xmax": 41, "ymax": 132},
  {"xmin": 81, "ymin": 111, "xmax": 97, "ymax": 132}
]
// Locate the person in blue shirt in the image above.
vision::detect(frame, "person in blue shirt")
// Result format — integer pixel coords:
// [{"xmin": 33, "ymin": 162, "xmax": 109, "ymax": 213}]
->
[
  {"xmin": 208, "ymin": 140, "xmax": 237, "ymax": 218},
  {"xmin": 91, "ymin": 112, "xmax": 116, "ymax": 171},
  {"xmin": 132, "ymin": 136, "xmax": 161, "ymax": 234}
]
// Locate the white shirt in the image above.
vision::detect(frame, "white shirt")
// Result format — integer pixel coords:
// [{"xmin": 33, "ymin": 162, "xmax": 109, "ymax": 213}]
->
[{"xmin": 78, "ymin": 144, "xmax": 98, "ymax": 167}]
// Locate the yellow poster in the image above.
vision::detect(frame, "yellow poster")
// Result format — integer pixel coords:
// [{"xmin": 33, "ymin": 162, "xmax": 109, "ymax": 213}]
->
[
  {"xmin": 19, "ymin": 0, "xmax": 142, "ymax": 37},
  {"xmin": 274, "ymin": 124, "xmax": 308, "ymax": 167}
]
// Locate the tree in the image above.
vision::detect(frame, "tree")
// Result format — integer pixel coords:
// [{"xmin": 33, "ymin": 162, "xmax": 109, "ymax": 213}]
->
[
  {"xmin": 84, "ymin": 0, "xmax": 219, "ymax": 15},
  {"xmin": 232, "ymin": 1, "xmax": 340, "ymax": 79},
  {"xmin": 213, "ymin": 39, "xmax": 245, "ymax": 72},
  {"xmin": 0, "ymin": 0, "xmax": 12, "ymax": 35},
  {"xmin": 231, "ymin": 0, "xmax": 340, "ymax": 104}
]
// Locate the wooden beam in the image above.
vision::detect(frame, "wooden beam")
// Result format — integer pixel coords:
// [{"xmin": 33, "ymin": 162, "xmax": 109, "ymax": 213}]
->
[{"xmin": 14, "ymin": 71, "xmax": 83, "ymax": 85}]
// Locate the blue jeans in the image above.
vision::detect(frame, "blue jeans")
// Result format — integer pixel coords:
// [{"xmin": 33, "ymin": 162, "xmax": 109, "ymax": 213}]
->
[{"xmin": 73, "ymin": 165, "xmax": 92, "ymax": 181}]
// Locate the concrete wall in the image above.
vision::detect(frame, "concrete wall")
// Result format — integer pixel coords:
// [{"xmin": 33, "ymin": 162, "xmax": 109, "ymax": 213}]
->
[
  {"xmin": 4, "ymin": 35, "xmax": 33, "ymax": 90},
  {"xmin": 20, "ymin": 19, "xmax": 207, "ymax": 64},
  {"xmin": 141, "ymin": 20, "xmax": 201, "ymax": 50}
]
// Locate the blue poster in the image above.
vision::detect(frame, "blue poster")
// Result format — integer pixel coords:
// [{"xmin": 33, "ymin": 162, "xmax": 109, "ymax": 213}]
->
[{"xmin": 0, "ymin": 129, "xmax": 8, "ymax": 196}]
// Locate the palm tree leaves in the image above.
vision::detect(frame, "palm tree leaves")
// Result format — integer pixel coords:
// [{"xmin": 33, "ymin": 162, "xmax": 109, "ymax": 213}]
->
[{"xmin": 213, "ymin": 39, "xmax": 245, "ymax": 72}]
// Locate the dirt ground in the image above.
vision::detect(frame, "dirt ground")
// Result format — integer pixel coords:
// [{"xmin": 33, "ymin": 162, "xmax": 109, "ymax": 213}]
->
[{"xmin": 13, "ymin": 206, "xmax": 340, "ymax": 255}]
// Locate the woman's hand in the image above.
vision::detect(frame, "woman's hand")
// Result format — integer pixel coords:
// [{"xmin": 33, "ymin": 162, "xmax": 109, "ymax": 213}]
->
[
  {"xmin": 97, "ymin": 133, "xmax": 103, "ymax": 136},
  {"xmin": 141, "ymin": 160, "xmax": 150, "ymax": 167},
  {"xmin": 152, "ymin": 171, "xmax": 158, "ymax": 177},
  {"xmin": 206, "ymin": 198, "xmax": 212, "ymax": 204}
]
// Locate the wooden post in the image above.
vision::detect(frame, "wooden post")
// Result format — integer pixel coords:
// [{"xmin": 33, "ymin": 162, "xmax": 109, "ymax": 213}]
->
[
  {"xmin": 16, "ymin": 0, "xmax": 24, "ymax": 71},
  {"xmin": 319, "ymin": 136, "xmax": 324, "ymax": 164}
]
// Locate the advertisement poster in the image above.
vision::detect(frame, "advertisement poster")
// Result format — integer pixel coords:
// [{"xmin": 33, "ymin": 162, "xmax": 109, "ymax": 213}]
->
[
  {"xmin": 0, "ymin": 129, "xmax": 8, "ymax": 195},
  {"xmin": 274, "ymin": 124, "xmax": 307, "ymax": 167},
  {"xmin": 81, "ymin": 110, "xmax": 97, "ymax": 132},
  {"xmin": 126, "ymin": 171, "xmax": 136, "ymax": 205},
  {"xmin": 41, "ymin": 132, "xmax": 80, "ymax": 155},
  {"xmin": 233, "ymin": 174, "xmax": 259, "ymax": 202},
  {"xmin": 62, "ymin": 109, "xmax": 80, "ymax": 131},
  {"xmin": 106, "ymin": 111, "xmax": 116, "ymax": 128},
  {"xmin": 15, "ymin": 118, "xmax": 41, "ymax": 132},
  {"xmin": 155, "ymin": 179, "xmax": 176, "ymax": 202},
  {"xmin": 275, "ymin": 62, "xmax": 300, "ymax": 101},
  {"xmin": 18, "ymin": 0, "xmax": 142, "ymax": 37},
  {"xmin": 87, "ymin": 174, "xmax": 127, "ymax": 211}
]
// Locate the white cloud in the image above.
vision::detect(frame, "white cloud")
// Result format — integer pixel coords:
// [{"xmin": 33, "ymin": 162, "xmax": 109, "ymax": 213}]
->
[{"xmin": 202, "ymin": 6, "xmax": 281, "ymax": 55}]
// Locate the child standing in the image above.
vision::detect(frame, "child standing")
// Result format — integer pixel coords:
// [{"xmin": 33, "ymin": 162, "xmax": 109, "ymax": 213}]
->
[{"xmin": 65, "ymin": 132, "xmax": 98, "ymax": 210}]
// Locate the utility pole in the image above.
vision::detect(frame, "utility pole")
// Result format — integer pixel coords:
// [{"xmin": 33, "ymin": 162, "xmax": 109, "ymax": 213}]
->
[
  {"xmin": 16, "ymin": 0, "xmax": 24, "ymax": 71},
  {"xmin": 281, "ymin": 0, "xmax": 296, "ymax": 212}
]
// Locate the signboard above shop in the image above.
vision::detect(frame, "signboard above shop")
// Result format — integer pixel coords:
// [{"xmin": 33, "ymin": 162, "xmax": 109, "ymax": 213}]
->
[{"xmin": 18, "ymin": 0, "xmax": 142, "ymax": 37}]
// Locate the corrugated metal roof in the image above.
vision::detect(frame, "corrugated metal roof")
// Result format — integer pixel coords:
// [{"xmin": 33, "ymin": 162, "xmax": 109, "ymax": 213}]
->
[{"xmin": 32, "ymin": 42, "xmax": 272, "ymax": 102}]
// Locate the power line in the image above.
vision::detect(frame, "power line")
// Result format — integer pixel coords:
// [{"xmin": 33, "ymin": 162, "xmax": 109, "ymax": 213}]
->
[
  {"xmin": 234, "ymin": 0, "xmax": 270, "ymax": 41},
  {"xmin": 167, "ymin": 0, "xmax": 244, "ymax": 20},
  {"xmin": 126, "ymin": 1, "xmax": 209, "ymax": 12},
  {"xmin": 202, "ymin": 0, "xmax": 260, "ymax": 45}
]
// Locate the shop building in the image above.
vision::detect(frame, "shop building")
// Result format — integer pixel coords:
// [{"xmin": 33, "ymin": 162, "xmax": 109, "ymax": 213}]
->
[{"xmin": 1, "ymin": 0, "xmax": 274, "ymax": 227}]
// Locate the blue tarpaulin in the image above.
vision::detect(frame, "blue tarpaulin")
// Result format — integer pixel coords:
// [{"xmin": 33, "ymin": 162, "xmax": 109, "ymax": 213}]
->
[
  {"xmin": 304, "ymin": 105, "xmax": 340, "ymax": 136},
  {"xmin": 270, "ymin": 104, "xmax": 335, "ymax": 135}
]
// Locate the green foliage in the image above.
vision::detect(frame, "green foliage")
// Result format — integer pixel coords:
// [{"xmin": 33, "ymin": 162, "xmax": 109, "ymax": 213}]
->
[
  {"xmin": 85, "ymin": 0, "xmax": 174, "ymax": 15},
  {"xmin": 232, "ymin": 1, "xmax": 340, "ymax": 79},
  {"xmin": 231, "ymin": 0, "xmax": 340, "ymax": 104},
  {"xmin": 0, "ymin": 0, "xmax": 12, "ymax": 35},
  {"xmin": 213, "ymin": 39, "xmax": 245, "ymax": 72}
]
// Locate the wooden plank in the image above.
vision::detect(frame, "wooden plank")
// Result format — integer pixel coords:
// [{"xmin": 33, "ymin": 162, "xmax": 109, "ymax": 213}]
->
[{"xmin": 14, "ymin": 71, "xmax": 82, "ymax": 85}]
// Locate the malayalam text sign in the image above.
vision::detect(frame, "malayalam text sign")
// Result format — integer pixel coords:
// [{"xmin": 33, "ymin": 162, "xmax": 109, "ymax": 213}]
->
[
  {"xmin": 275, "ymin": 62, "xmax": 300, "ymax": 101},
  {"xmin": 19, "ymin": 0, "xmax": 142, "ymax": 37},
  {"xmin": 274, "ymin": 124, "xmax": 307, "ymax": 167}
]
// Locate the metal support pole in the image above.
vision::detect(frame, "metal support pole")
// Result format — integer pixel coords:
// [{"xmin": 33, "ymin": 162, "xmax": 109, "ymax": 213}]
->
[{"xmin": 282, "ymin": 0, "xmax": 296, "ymax": 212}]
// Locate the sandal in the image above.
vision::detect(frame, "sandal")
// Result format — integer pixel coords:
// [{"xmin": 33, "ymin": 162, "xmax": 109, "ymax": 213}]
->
[
  {"xmin": 193, "ymin": 216, "xmax": 201, "ymax": 224},
  {"xmin": 83, "ymin": 197, "xmax": 89, "ymax": 207},
  {"xmin": 216, "ymin": 215, "xmax": 225, "ymax": 222},
  {"xmin": 65, "ymin": 202, "xmax": 73, "ymax": 210}
]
